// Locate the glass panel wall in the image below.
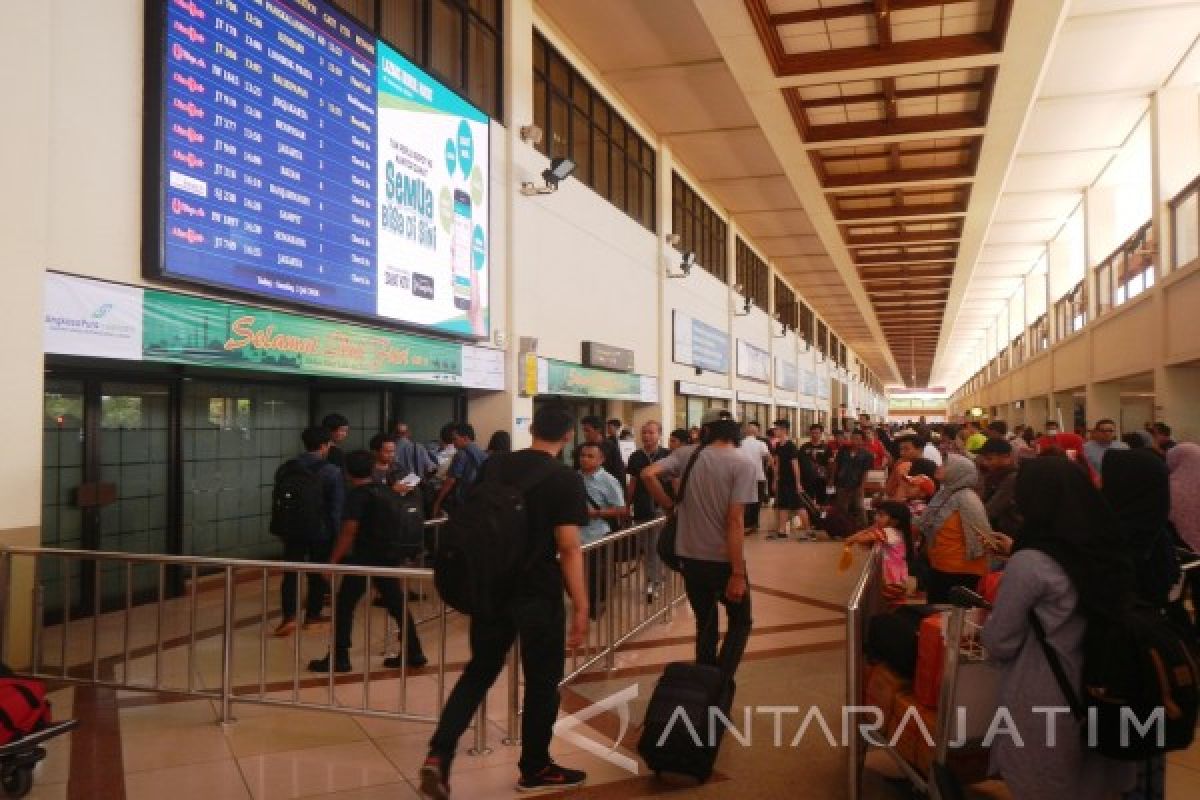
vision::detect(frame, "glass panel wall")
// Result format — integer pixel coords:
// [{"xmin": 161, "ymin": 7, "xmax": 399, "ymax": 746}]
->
[{"xmin": 182, "ymin": 381, "xmax": 309, "ymax": 559}]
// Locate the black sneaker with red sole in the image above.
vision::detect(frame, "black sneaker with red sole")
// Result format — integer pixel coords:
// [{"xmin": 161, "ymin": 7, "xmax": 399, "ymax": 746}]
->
[{"xmin": 517, "ymin": 763, "xmax": 587, "ymax": 793}]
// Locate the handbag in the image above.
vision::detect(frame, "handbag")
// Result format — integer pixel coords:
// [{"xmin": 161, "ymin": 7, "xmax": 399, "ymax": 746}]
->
[{"xmin": 657, "ymin": 445, "xmax": 706, "ymax": 573}]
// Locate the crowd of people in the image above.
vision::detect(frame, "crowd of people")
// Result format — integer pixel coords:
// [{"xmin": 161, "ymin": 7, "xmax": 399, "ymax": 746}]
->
[{"xmin": 266, "ymin": 405, "xmax": 1197, "ymax": 799}]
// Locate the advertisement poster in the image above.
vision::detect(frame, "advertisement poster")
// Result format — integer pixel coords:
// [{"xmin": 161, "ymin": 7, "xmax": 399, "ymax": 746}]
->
[
  {"xmin": 44, "ymin": 273, "xmax": 144, "ymax": 360},
  {"xmin": 376, "ymin": 41, "xmax": 489, "ymax": 336},
  {"xmin": 775, "ymin": 358, "xmax": 797, "ymax": 391}
]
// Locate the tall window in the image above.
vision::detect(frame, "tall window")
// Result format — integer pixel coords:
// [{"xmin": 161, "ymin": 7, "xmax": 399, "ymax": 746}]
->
[
  {"xmin": 1054, "ymin": 281, "xmax": 1086, "ymax": 341},
  {"xmin": 816, "ymin": 320, "xmax": 828, "ymax": 359},
  {"xmin": 531, "ymin": 33, "xmax": 656, "ymax": 231},
  {"xmin": 332, "ymin": 0, "xmax": 503, "ymax": 118},
  {"xmin": 736, "ymin": 239, "xmax": 769, "ymax": 310},
  {"xmin": 774, "ymin": 277, "xmax": 798, "ymax": 330},
  {"xmin": 672, "ymin": 174, "xmax": 727, "ymax": 280},
  {"xmin": 1171, "ymin": 175, "xmax": 1200, "ymax": 270},
  {"xmin": 798, "ymin": 301, "xmax": 814, "ymax": 346},
  {"xmin": 830, "ymin": 334, "xmax": 841, "ymax": 367}
]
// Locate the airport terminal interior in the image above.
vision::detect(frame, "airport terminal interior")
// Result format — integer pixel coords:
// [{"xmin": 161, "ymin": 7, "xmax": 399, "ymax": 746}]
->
[{"xmin": 3, "ymin": 0, "xmax": 1200, "ymax": 797}]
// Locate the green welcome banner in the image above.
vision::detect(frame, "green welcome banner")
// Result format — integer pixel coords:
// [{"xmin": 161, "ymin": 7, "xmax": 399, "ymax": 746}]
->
[
  {"xmin": 544, "ymin": 359, "xmax": 643, "ymax": 400},
  {"xmin": 142, "ymin": 291, "xmax": 464, "ymax": 384}
]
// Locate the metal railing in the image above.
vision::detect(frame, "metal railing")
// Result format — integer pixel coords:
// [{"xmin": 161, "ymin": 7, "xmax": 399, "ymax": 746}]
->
[
  {"xmin": 0, "ymin": 516, "xmax": 683, "ymax": 754},
  {"xmin": 844, "ymin": 545, "xmax": 883, "ymax": 800}
]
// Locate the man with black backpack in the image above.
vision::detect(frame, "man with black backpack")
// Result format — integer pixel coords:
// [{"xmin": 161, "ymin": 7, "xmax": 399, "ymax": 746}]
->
[
  {"xmin": 271, "ymin": 426, "xmax": 345, "ymax": 637},
  {"xmin": 308, "ymin": 450, "xmax": 427, "ymax": 673},
  {"xmin": 419, "ymin": 405, "xmax": 590, "ymax": 799}
]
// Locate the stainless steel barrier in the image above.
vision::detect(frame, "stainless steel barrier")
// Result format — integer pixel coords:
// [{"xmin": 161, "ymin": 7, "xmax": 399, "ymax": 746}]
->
[
  {"xmin": 844, "ymin": 545, "xmax": 883, "ymax": 800},
  {"xmin": 0, "ymin": 516, "xmax": 685, "ymax": 753}
]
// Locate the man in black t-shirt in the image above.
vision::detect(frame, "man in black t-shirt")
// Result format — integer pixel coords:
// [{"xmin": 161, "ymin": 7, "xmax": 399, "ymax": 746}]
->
[
  {"xmin": 798, "ymin": 423, "xmax": 832, "ymax": 501},
  {"xmin": 308, "ymin": 450, "xmax": 426, "ymax": 674},
  {"xmin": 321, "ymin": 413, "xmax": 350, "ymax": 469},
  {"xmin": 625, "ymin": 421, "xmax": 671, "ymax": 601},
  {"xmin": 421, "ymin": 405, "xmax": 591, "ymax": 798}
]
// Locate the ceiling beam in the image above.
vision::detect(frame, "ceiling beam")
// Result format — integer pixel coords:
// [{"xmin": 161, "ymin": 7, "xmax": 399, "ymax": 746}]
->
[
  {"xmin": 803, "ymin": 111, "xmax": 985, "ymax": 144},
  {"xmin": 800, "ymin": 82, "xmax": 987, "ymax": 111},
  {"xmin": 834, "ymin": 203, "xmax": 967, "ymax": 221},
  {"xmin": 817, "ymin": 140, "xmax": 977, "ymax": 162},
  {"xmin": 769, "ymin": 0, "xmax": 962, "ymax": 27},
  {"xmin": 855, "ymin": 250, "xmax": 958, "ymax": 266},
  {"xmin": 777, "ymin": 34, "xmax": 999, "ymax": 77},
  {"xmin": 820, "ymin": 165, "xmax": 976, "ymax": 190}
]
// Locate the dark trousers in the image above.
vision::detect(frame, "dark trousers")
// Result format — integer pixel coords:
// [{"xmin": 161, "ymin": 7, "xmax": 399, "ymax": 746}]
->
[
  {"xmin": 333, "ymin": 569, "xmax": 425, "ymax": 659},
  {"xmin": 280, "ymin": 538, "xmax": 331, "ymax": 621},
  {"xmin": 926, "ymin": 569, "xmax": 981, "ymax": 604},
  {"xmin": 680, "ymin": 557, "xmax": 753, "ymax": 678},
  {"xmin": 586, "ymin": 549, "xmax": 608, "ymax": 619},
  {"xmin": 429, "ymin": 593, "xmax": 565, "ymax": 775},
  {"xmin": 744, "ymin": 481, "xmax": 765, "ymax": 528},
  {"xmin": 835, "ymin": 486, "xmax": 866, "ymax": 528}
]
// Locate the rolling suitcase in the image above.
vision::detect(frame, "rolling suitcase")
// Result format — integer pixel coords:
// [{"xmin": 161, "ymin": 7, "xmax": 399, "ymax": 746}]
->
[{"xmin": 638, "ymin": 662, "xmax": 735, "ymax": 783}]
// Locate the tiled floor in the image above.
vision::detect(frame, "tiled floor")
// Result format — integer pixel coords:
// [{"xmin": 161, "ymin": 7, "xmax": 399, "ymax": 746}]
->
[{"xmin": 22, "ymin": 535, "xmax": 1200, "ymax": 798}]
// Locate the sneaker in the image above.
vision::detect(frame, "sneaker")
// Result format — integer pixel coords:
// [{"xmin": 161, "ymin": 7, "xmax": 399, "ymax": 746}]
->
[
  {"xmin": 383, "ymin": 653, "xmax": 428, "ymax": 669},
  {"xmin": 302, "ymin": 614, "xmax": 331, "ymax": 630},
  {"xmin": 307, "ymin": 654, "xmax": 352, "ymax": 673},
  {"xmin": 517, "ymin": 763, "xmax": 587, "ymax": 793},
  {"xmin": 272, "ymin": 619, "xmax": 297, "ymax": 637},
  {"xmin": 418, "ymin": 754, "xmax": 450, "ymax": 800}
]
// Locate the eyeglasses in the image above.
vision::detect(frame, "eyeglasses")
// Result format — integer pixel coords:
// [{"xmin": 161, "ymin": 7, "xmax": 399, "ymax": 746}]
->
[{"xmin": 1097, "ymin": 428, "xmax": 1116, "ymax": 434}]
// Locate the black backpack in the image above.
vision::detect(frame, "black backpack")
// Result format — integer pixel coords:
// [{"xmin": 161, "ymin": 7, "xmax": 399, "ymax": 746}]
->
[
  {"xmin": 356, "ymin": 485, "xmax": 425, "ymax": 564},
  {"xmin": 1032, "ymin": 603, "xmax": 1200, "ymax": 760},
  {"xmin": 269, "ymin": 459, "xmax": 325, "ymax": 541},
  {"xmin": 433, "ymin": 456, "xmax": 559, "ymax": 616}
]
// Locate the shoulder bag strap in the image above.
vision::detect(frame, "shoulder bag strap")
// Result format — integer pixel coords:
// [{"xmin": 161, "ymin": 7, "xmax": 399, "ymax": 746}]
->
[
  {"xmin": 1028, "ymin": 610, "xmax": 1086, "ymax": 720},
  {"xmin": 675, "ymin": 445, "xmax": 707, "ymax": 507}
]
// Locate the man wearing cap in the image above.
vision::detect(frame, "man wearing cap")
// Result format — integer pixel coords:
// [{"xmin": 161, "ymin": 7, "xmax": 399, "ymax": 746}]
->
[
  {"xmin": 641, "ymin": 410, "xmax": 757, "ymax": 677},
  {"xmin": 978, "ymin": 438, "xmax": 1021, "ymax": 537}
]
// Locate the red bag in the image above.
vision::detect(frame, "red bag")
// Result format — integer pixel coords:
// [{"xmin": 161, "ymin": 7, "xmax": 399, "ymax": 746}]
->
[
  {"xmin": 0, "ymin": 677, "xmax": 52, "ymax": 744},
  {"xmin": 913, "ymin": 612, "xmax": 947, "ymax": 708}
]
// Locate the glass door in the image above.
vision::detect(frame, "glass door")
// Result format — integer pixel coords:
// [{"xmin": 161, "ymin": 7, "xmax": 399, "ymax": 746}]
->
[
  {"xmin": 96, "ymin": 383, "xmax": 172, "ymax": 604},
  {"xmin": 42, "ymin": 380, "xmax": 86, "ymax": 620}
]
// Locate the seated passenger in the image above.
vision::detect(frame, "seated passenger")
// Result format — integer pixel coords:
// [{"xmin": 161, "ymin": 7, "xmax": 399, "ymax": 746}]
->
[
  {"xmin": 981, "ymin": 457, "xmax": 1135, "ymax": 799},
  {"xmin": 916, "ymin": 455, "xmax": 1004, "ymax": 603}
]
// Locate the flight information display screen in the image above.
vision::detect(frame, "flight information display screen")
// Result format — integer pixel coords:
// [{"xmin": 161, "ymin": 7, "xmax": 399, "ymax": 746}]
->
[{"xmin": 148, "ymin": 0, "xmax": 490, "ymax": 337}]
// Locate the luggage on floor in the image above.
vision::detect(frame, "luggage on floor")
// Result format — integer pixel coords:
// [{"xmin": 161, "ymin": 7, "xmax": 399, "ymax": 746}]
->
[
  {"xmin": 865, "ymin": 605, "xmax": 939, "ymax": 679},
  {"xmin": 0, "ymin": 669, "xmax": 50, "ymax": 746},
  {"xmin": 638, "ymin": 662, "xmax": 735, "ymax": 783},
  {"xmin": 913, "ymin": 612, "xmax": 950, "ymax": 708}
]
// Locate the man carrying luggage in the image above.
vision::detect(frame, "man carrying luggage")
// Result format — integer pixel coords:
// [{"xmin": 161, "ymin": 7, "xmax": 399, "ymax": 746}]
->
[{"xmin": 641, "ymin": 410, "xmax": 756, "ymax": 677}]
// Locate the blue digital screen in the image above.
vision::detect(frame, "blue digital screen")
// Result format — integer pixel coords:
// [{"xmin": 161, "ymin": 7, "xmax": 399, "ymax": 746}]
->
[{"xmin": 152, "ymin": 0, "xmax": 490, "ymax": 337}]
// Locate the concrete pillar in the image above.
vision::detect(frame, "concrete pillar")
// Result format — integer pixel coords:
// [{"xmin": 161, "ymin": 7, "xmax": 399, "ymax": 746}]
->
[
  {"xmin": 1155, "ymin": 364, "xmax": 1200, "ymax": 444},
  {"xmin": 1085, "ymin": 381, "xmax": 1123, "ymax": 430},
  {"xmin": 0, "ymin": 0, "xmax": 51, "ymax": 666},
  {"xmin": 1025, "ymin": 396, "xmax": 1049, "ymax": 435},
  {"xmin": 1050, "ymin": 392, "xmax": 1075, "ymax": 431}
]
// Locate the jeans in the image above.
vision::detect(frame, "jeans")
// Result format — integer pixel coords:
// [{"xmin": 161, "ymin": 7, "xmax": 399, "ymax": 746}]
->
[
  {"xmin": 680, "ymin": 557, "xmax": 753, "ymax": 678},
  {"xmin": 332, "ymin": 567, "xmax": 425, "ymax": 659},
  {"xmin": 280, "ymin": 538, "xmax": 331, "ymax": 621},
  {"xmin": 429, "ymin": 592, "xmax": 565, "ymax": 775},
  {"xmin": 835, "ymin": 486, "xmax": 866, "ymax": 528},
  {"xmin": 637, "ymin": 517, "xmax": 663, "ymax": 586}
]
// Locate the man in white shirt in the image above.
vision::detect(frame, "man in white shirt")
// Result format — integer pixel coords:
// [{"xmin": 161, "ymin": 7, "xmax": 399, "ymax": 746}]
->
[{"xmin": 738, "ymin": 421, "xmax": 771, "ymax": 532}]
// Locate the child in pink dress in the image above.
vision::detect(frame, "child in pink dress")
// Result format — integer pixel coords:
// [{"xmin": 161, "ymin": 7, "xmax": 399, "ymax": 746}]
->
[{"xmin": 846, "ymin": 500, "xmax": 913, "ymax": 588}]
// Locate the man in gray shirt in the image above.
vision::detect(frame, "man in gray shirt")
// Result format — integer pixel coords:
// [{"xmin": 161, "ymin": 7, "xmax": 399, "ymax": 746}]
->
[{"xmin": 642, "ymin": 410, "xmax": 757, "ymax": 677}]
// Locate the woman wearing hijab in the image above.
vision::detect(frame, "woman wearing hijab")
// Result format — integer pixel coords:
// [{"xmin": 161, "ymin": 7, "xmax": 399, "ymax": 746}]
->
[
  {"xmin": 1168, "ymin": 443, "xmax": 1200, "ymax": 636},
  {"xmin": 981, "ymin": 458, "xmax": 1137, "ymax": 800},
  {"xmin": 916, "ymin": 454, "xmax": 998, "ymax": 602},
  {"xmin": 1168, "ymin": 442, "xmax": 1200, "ymax": 553},
  {"xmin": 1103, "ymin": 448, "xmax": 1180, "ymax": 607}
]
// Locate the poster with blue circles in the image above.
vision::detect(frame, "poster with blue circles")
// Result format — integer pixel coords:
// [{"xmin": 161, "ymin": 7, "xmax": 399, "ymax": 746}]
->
[{"xmin": 376, "ymin": 41, "xmax": 490, "ymax": 337}]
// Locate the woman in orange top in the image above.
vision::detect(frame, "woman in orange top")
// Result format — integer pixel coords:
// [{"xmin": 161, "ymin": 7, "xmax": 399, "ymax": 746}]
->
[{"xmin": 917, "ymin": 454, "xmax": 1003, "ymax": 602}]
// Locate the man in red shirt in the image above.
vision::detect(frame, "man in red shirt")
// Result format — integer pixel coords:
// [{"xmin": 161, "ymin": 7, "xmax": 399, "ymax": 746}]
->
[{"xmin": 862, "ymin": 425, "xmax": 889, "ymax": 470}]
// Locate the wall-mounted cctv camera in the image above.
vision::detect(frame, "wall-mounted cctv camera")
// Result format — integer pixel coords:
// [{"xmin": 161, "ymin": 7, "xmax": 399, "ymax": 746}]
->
[
  {"xmin": 669, "ymin": 251, "xmax": 695, "ymax": 278},
  {"xmin": 520, "ymin": 157, "xmax": 576, "ymax": 195}
]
